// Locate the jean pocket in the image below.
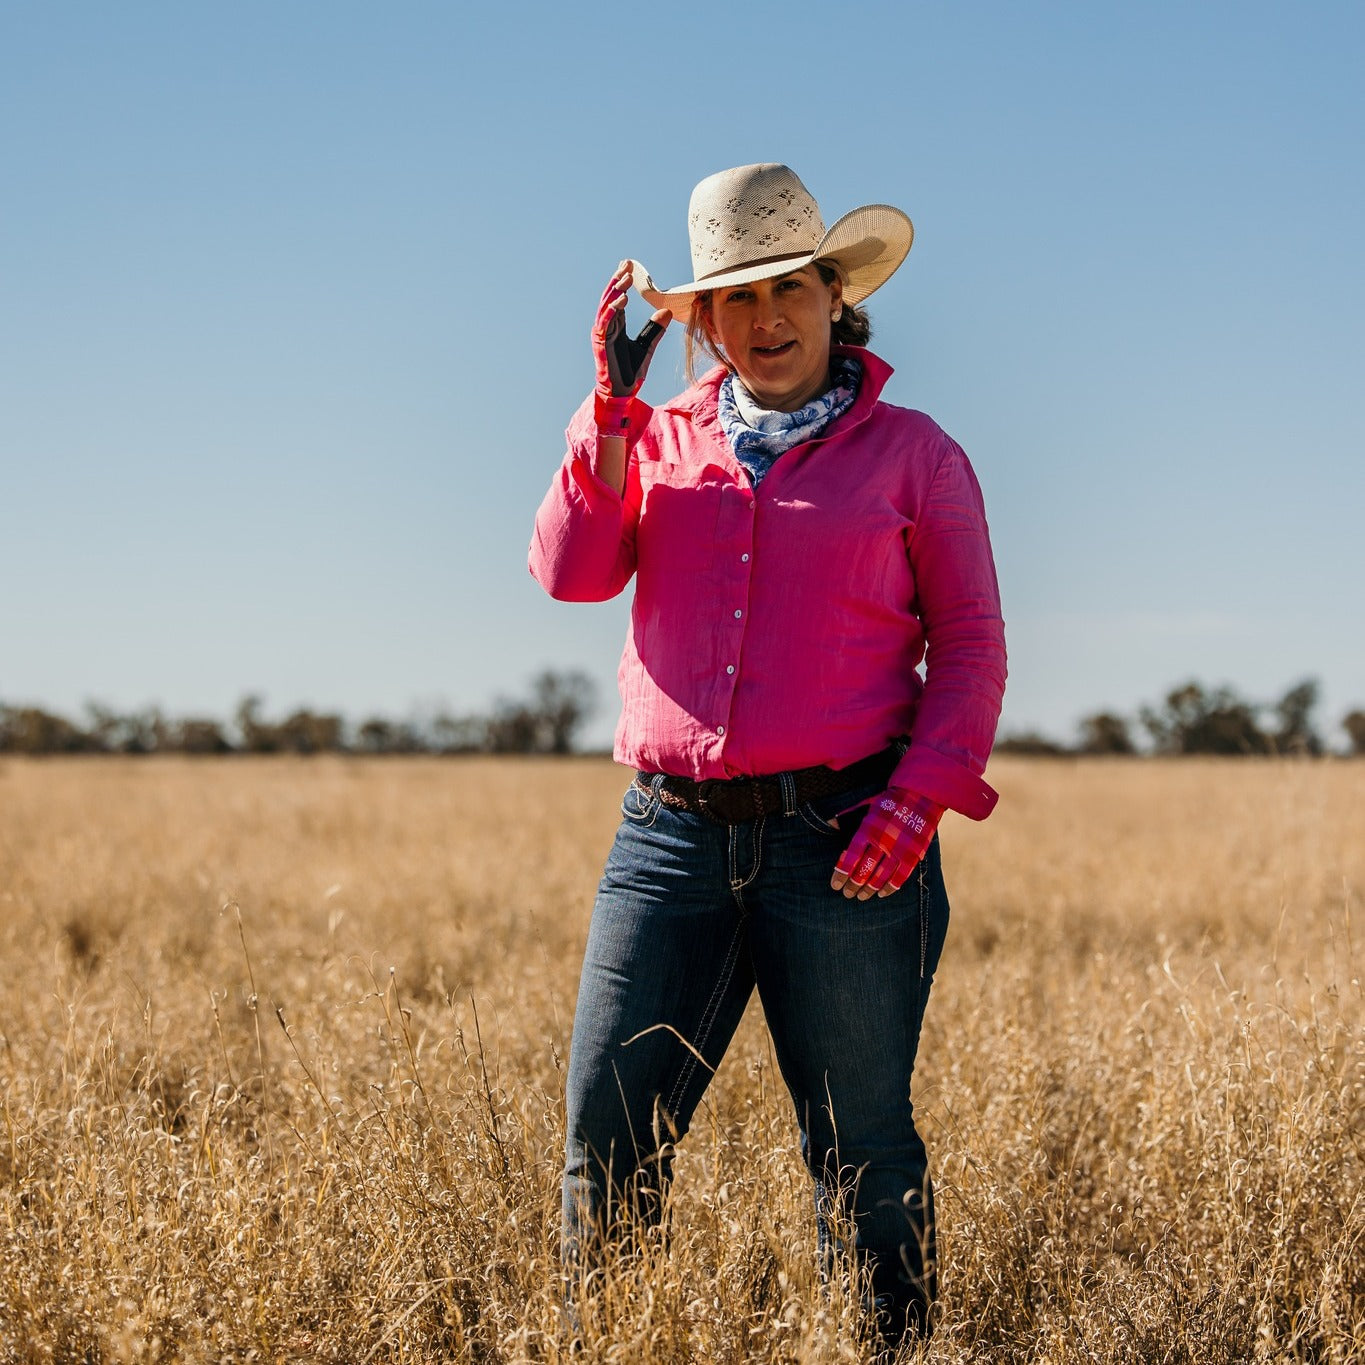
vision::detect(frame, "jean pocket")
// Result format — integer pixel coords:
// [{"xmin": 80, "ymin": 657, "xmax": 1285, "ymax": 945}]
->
[
  {"xmin": 621, "ymin": 777, "xmax": 662, "ymax": 826},
  {"xmin": 796, "ymin": 790, "xmax": 877, "ymax": 837},
  {"xmin": 795, "ymin": 771, "xmax": 890, "ymax": 837},
  {"xmin": 797, "ymin": 802, "xmax": 846, "ymax": 836}
]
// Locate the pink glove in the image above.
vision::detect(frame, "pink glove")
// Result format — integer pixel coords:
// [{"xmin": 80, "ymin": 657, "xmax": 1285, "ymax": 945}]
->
[
  {"xmin": 592, "ymin": 263, "xmax": 669, "ymax": 438},
  {"xmin": 831, "ymin": 790, "xmax": 946, "ymax": 899}
]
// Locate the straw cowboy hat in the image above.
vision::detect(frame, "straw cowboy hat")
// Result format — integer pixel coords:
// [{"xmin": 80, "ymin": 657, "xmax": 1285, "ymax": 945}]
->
[{"xmin": 630, "ymin": 163, "xmax": 913, "ymax": 317}]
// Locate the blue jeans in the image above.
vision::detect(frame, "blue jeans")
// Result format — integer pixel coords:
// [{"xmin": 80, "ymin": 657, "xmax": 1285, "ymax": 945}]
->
[{"xmin": 562, "ymin": 770, "xmax": 950, "ymax": 1343}]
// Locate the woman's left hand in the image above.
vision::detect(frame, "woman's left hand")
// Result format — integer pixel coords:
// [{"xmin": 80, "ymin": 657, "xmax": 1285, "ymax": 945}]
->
[
  {"xmin": 831, "ymin": 790, "xmax": 946, "ymax": 900},
  {"xmin": 593, "ymin": 262, "xmax": 671, "ymax": 398}
]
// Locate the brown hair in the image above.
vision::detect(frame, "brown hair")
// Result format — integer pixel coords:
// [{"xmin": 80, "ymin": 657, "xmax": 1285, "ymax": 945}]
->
[{"xmin": 682, "ymin": 261, "xmax": 872, "ymax": 383}]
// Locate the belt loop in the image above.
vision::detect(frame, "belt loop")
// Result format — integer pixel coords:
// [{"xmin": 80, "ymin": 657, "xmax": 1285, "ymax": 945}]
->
[{"xmin": 778, "ymin": 769, "xmax": 797, "ymax": 816}]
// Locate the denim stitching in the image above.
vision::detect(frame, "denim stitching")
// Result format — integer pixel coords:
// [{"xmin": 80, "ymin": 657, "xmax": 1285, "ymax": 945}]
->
[
  {"xmin": 737, "ymin": 816, "xmax": 764, "ymax": 892},
  {"xmin": 917, "ymin": 857, "xmax": 928, "ymax": 981},
  {"xmin": 621, "ymin": 776, "xmax": 663, "ymax": 829},
  {"xmin": 726, "ymin": 817, "xmax": 765, "ymax": 894},
  {"xmin": 663, "ymin": 918, "xmax": 743, "ymax": 1119},
  {"xmin": 779, "ymin": 770, "xmax": 797, "ymax": 816},
  {"xmin": 796, "ymin": 803, "xmax": 844, "ymax": 837}
]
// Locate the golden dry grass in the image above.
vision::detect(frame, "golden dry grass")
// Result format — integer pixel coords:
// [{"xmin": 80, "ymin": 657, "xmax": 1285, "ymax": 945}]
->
[{"xmin": 0, "ymin": 755, "xmax": 1360, "ymax": 1363}]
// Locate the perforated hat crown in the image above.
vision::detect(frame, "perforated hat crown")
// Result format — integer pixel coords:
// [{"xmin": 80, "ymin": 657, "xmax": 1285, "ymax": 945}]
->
[{"xmin": 630, "ymin": 164, "xmax": 913, "ymax": 316}]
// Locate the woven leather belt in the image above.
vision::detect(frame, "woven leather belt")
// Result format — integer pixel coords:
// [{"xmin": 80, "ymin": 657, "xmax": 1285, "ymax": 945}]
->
[{"xmin": 639, "ymin": 742, "xmax": 904, "ymax": 825}]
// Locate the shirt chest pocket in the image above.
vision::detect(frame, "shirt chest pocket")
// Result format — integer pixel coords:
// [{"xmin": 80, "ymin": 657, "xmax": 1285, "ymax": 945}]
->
[
  {"xmin": 634, "ymin": 474, "xmax": 731, "ymax": 580},
  {"xmin": 763, "ymin": 490, "xmax": 915, "ymax": 606}
]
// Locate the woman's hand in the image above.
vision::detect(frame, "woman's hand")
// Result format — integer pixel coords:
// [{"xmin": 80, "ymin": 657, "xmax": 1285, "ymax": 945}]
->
[
  {"xmin": 831, "ymin": 790, "xmax": 946, "ymax": 900},
  {"xmin": 593, "ymin": 261, "xmax": 670, "ymax": 436}
]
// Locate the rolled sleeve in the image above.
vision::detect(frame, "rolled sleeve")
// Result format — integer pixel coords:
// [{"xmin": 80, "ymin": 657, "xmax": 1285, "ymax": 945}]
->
[
  {"xmin": 897, "ymin": 436, "xmax": 1007, "ymax": 819},
  {"xmin": 528, "ymin": 393, "xmax": 649, "ymax": 602}
]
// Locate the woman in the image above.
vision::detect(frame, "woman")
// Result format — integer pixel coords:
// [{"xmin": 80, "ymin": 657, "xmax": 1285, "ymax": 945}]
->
[{"xmin": 529, "ymin": 163, "xmax": 1006, "ymax": 1352}]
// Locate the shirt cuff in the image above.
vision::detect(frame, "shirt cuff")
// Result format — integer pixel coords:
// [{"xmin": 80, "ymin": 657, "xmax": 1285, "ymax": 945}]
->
[
  {"xmin": 890, "ymin": 744, "xmax": 999, "ymax": 820},
  {"xmin": 580, "ymin": 392, "xmax": 652, "ymax": 445}
]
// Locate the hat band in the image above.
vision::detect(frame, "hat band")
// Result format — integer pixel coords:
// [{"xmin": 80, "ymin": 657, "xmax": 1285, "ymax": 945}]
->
[{"xmin": 694, "ymin": 248, "xmax": 816, "ymax": 285}]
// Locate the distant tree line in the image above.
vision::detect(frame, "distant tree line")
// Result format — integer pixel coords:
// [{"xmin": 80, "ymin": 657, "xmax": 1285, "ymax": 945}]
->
[
  {"xmin": 0, "ymin": 670, "xmax": 598, "ymax": 757},
  {"xmin": 997, "ymin": 677, "xmax": 1365, "ymax": 757},
  {"xmin": 6, "ymin": 672, "xmax": 1364, "ymax": 759}
]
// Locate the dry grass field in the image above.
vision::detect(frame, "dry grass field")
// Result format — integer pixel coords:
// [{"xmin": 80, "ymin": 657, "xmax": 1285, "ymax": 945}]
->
[{"xmin": 0, "ymin": 756, "xmax": 1360, "ymax": 1363}]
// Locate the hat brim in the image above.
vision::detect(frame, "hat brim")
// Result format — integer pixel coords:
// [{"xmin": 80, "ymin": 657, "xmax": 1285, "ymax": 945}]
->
[{"xmin": 631, "ymin": 204, "xmax": 913, "ymax": 318}]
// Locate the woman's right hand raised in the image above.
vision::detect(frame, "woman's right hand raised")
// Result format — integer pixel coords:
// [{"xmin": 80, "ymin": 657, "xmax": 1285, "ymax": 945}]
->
[{"xmin": 593, "ymin": 262, "xmax": 670, "ymax": 436}]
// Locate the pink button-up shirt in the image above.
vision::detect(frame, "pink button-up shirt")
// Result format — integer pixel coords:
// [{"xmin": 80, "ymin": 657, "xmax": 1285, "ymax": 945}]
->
[{"xmin": 529, "ymin": 348, "xmax": 1007, "ymax": 819}]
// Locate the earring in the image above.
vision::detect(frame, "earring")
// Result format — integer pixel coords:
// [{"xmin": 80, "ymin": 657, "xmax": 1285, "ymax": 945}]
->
[{"xmin": 831, "ymin": 309, "xmax": 842, "ymax": 321}]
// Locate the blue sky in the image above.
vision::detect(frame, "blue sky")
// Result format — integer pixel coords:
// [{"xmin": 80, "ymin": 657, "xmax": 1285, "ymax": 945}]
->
[{"xmin": 2, "ymin": 1, "xmax": 1362, "ymax": 748}]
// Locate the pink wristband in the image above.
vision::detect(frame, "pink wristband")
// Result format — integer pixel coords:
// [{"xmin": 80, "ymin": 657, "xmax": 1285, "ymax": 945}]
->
[{"xmin": 596, "ymin": 394, "xmax": 632, "ymax": 437}]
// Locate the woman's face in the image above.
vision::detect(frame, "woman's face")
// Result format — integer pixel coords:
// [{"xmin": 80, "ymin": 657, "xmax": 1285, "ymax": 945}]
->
[{"xmin": 704, "ymin": 265, "xmax": 843, "ymax": 412}]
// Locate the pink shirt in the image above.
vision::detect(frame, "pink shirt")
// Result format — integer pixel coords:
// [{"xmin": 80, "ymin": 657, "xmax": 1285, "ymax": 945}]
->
[{"xmin": 529, "ymin": 348, "xmax": 1007, "ymax": 819}]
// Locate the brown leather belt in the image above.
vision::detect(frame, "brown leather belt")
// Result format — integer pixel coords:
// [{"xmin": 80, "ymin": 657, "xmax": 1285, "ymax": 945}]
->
[{"xmin": 639, "ymin": 742, "xmax": 903, "ymax": 825}]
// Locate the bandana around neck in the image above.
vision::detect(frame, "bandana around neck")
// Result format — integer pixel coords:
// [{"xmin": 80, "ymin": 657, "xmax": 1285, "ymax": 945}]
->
[{"xmin": 717, "ymin": 355, "xmax": 862, "ymax": 488}]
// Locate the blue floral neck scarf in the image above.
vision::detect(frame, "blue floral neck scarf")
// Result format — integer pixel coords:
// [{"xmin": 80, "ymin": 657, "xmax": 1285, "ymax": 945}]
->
[{"xmin": 717, "ymin": 355, "xmax": 862, "ymax": 488}]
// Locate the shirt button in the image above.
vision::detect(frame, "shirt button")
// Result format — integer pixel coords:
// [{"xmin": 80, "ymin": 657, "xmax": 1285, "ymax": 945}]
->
[
  {"xmin": 741, "ymin": 553, "xmax": 750, "ymax": 563},
  {"xmin": 733, "ymin": 609, "xmax": 742, "ymax": 619},
  {"xmin": 717, "ymin": 725, "xmax": 726, "ymax": 736},
  {"xmin": 748, "ymin": 501, "xmax": 755, "ymax": 511},
  {"xmin": 726, "ymin": 664, "xmax": 735, "ymax": 674}
]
